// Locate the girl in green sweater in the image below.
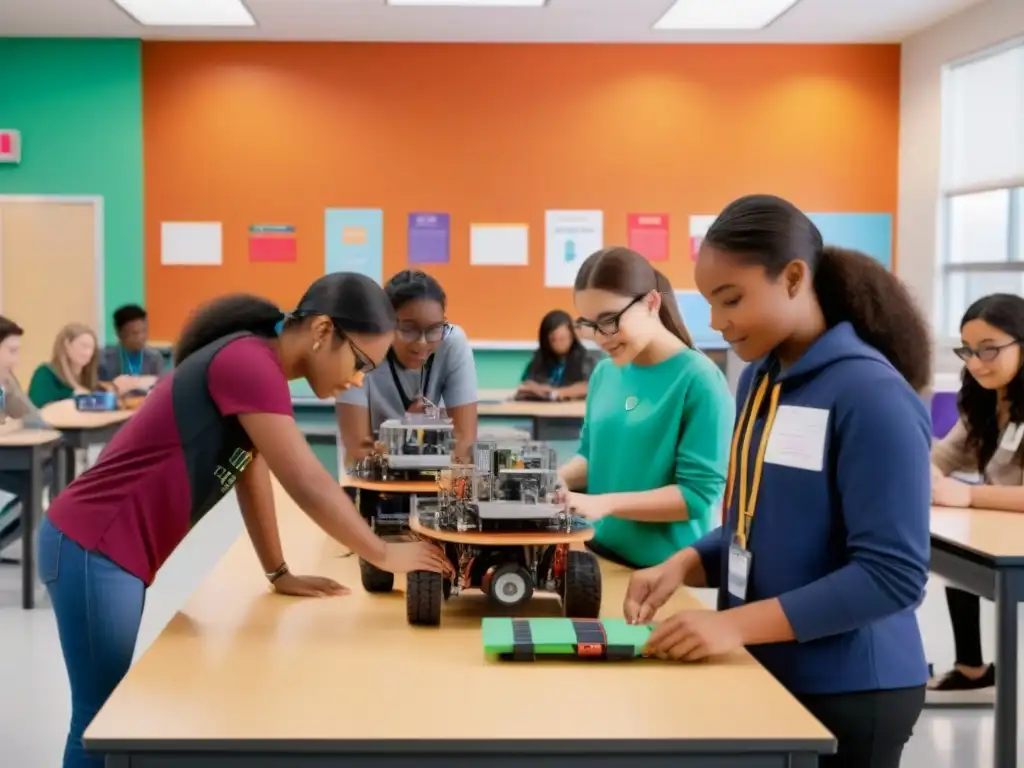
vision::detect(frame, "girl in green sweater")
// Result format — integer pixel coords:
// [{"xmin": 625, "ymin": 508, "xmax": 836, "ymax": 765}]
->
[
  {"xmin": 558, "ymin": 247, "xmax": 734, "ymax": 569},
  {"xmin": 28, "ymin": 322, "xmax": 100, "ymax": 408}
]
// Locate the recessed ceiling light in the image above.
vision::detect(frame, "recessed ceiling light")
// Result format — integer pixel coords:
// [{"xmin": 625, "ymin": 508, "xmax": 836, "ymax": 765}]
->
[
  {"xmin": 112, "ymin": 0, "xmax": 256, "ymax": 26},
  {"xmin": 652, "ymin": 0, "xmax": 800, "ymax": 30},
  {"xmin": 386, "ymin": 0, "xmax": 547, "ymax": 7}
]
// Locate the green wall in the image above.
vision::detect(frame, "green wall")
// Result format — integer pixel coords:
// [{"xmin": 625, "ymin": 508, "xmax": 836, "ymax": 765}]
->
[{"xmin": 0, "ymin": 38, "xmax": 143, "ymax": 341}]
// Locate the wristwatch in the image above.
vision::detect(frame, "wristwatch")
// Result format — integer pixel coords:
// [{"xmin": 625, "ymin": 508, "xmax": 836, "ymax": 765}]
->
[{"xmin": 266, "ymin": 562, "xmax": 289, "ymax": 583}]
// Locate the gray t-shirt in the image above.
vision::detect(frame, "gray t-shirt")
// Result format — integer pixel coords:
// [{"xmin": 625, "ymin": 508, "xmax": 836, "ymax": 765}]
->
[
  {"xmin": 337, "ymin": 323, "xmax": 478, "ymax": 435},
  {"xmin": 98, "ymin": 345, "xmax": 165, "ymax": 380}
]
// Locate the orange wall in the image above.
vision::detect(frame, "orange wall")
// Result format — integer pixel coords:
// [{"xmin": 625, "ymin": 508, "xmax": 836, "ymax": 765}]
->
[{"xmin": 143, "ymin": 42, "xmax": 901, "ymax": 341}]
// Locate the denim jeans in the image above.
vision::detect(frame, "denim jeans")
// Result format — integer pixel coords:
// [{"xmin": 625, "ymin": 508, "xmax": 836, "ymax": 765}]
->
[{"xmin": 37, "ymin": 516, "xmax": 145, "ymax": 768}]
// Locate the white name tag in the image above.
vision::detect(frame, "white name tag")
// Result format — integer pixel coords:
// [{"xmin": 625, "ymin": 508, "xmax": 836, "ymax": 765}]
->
[
  {"xmin": 727, "ymin": 543, "xmax": 751, "ymax": 602},
  {"xmin": 764, "ymin": 405, "xmax": 830, "ymax": 472},
  {"xmin": 1001, "ymin": 423, "xmax": 1024, "ymax": 453}
]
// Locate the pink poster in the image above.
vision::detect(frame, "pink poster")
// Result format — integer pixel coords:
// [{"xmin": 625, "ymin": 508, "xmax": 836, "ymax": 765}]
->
[{"xmin": 627, "ymin": 213, "xmax": 669, "ymax": 261}]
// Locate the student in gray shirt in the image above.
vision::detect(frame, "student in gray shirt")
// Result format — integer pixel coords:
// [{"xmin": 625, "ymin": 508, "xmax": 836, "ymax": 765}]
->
[
  {"xmin": 336, "ymin": 270, "xmax": 478, "ymax": 465},
  {"xmin": 97, "ymin": 304, "xmax": 165, "ymax": 387}
]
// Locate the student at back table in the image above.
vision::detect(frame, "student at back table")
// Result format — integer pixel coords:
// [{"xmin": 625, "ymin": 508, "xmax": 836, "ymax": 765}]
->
[
  {"xmin": 516, "ymin": 309, "xmax": 595, "ymax": 401},
  {"xmin": 930, "ymin": 292, "xmax": 1024, "ymax": 696},
  {"xmin": 98, "ymin": 304, "xmax": 164, "ymax": 392},
  {"xmin": 28, "ymin": 322, "xmax": 99, "ymax": 407}
]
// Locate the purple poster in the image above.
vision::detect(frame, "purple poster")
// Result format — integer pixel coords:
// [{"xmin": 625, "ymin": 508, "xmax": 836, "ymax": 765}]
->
[{"xmin": 407, "ymin": 212, "xmax": 450, "ymax": 265}]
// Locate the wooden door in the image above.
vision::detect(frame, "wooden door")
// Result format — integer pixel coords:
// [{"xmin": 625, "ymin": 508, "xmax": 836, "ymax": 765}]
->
[{"xmin": 0, "ymin": 201, "xmax": 99, "ymax": 385}]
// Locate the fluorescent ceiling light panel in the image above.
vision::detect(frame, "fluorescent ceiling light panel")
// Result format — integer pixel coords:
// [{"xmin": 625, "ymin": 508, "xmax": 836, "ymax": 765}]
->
[
  {"xmin": 653, "ymin": 0, "xmax": 799, "ymax": 30},
  {"xmin": 387, "ymin": 0, "xmax": 546, "ymax": 7},
  {"xmin": 113, "ymin": 0, "xmax": 256, "ymax": 26}
]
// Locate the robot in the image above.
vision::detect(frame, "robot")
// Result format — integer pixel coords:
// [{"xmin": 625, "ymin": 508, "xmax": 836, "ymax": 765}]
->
[{"xmin": 405, "ymin": 439, "xmax": 602, "ymax": 626}]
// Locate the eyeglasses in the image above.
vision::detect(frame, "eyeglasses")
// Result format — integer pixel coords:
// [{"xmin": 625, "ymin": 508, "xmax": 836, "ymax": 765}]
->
[
  {"xmin": 573, "ymin": 295, "xmax": 646, "ymax": 338},
  {"xmin": 396, "ymin": 321, "xmax": 452, "ymax": 344},
  {"xmin": 347, "ymin": 338, "xmax": 376, "ymax": 373},
  {"xmin": 953, "ymin": 340, "xmax": 1020, "ymax": 363}
]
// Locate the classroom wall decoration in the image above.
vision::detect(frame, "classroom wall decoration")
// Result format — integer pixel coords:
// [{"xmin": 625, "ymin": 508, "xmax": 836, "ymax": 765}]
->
[
  {"xmin": 249, "ymin": 224, "xmax": 297, "ymax": 262},
  {"xmin": 160, "ymin": 221, "xmax": 222, "ymax": 266},
  {"xmin": 407, "ymin": 212, "xmax": 450, "ymax": 265},
  {"xmin": 544, "ymin": 210, "xmax": 604, "ymax": 288},
  {"xmin": 627, "ymin": 213, "xmax": 670, "ymax": 262},
  {"xmin": 141, "ymin": 43, "xmax": 900, "ymax": 341}
]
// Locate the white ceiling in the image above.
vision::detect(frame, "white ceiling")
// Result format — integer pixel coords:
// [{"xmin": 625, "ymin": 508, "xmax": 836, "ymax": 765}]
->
[{"xmin": 0, "ymin": 0, "xmax": 988, "ymax": 43}]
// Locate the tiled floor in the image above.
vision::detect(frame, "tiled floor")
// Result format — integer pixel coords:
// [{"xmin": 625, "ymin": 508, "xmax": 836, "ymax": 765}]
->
[{"xmin": 0, "ymin": 490, "xmax": 1013, "ymax": 767}]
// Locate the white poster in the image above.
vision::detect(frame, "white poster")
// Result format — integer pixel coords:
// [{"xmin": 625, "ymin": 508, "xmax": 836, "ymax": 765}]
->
[
  {"xmin": 544, "ymin": 210, "xmax": 604, "ymax": 288},
  {"xmin": 688, "ymin": 214, "xmax": 717, "ymax": 261},
  {"xmin": 161, "ymin": 221, "xmax": 223, "ymax": 266},
  {"xmin": 470, "ymin": 223, "xmax": 529, "ymax": 266}
]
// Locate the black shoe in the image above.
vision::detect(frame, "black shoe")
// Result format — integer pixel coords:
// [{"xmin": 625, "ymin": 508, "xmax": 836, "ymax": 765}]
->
[{"xmin": 928, "ymin": 664, "xmax": 996, "ymax": 691}]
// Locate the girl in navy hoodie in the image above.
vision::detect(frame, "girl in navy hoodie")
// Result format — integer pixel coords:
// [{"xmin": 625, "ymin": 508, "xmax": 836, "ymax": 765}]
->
[{"xmin": 624, "ymin": 195, "xmax": 932, "ymax": 768}]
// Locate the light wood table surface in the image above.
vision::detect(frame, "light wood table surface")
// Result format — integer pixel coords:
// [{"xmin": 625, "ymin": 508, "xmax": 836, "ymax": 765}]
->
[
  {"xmin": 478, "ymin": 398, "xmax": 586, "ymax": 441},
  {"xmin": 86, "ymin": 482, "xmax": 833, "ymax": 768},
  {"xmin": 930, "ymin": 504, "xmax": 1024, "ymax": 767}
]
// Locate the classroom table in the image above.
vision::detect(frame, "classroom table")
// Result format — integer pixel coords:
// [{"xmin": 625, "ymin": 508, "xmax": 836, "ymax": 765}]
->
[
  {"xmin": 931, "ymin": 505, "xmax": 1024, "ymax": 768},
  {"xmin": 477, "ymin": 398, "xmax": 586, "ymax": 440},
  {"xmin": 39, "ymin": 399, "xmax": 134, "ymax": 487},
  {"xmin": 0, "ymin": 427, "xmax": 63, "ymax": 608},
  {"xmin": 85, "ymin": 482, "xmax": 835, "ymax": 768}
]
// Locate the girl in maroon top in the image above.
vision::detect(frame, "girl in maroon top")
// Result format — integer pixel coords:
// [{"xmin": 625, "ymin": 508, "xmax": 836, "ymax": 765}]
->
[{"xmin": 37, "ymin": 273, "xmax": 451, "ymax": 768}]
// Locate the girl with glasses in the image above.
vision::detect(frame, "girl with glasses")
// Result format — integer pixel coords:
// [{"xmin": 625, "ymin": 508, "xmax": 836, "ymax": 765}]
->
[
  {"xmin": 517, "ymin": 309, "xmax": 595, "ymax": 402},
  {"xmin": 555, "ymin": 246, "xmax": 733, "ymax": 570},
  {"xmin": 37, "ymin": 273, "xmax": 451, "ymax": 768},
  {"xmin": 337, "ymin": 270, "xmax": 478, "ymax": 464},
  {"xmin": 929, "ymin": 292, "xmax": 1024, "ymax": 700}
]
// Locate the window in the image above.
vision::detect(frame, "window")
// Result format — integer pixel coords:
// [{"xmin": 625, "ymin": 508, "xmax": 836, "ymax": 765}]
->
[{"xmin": 938, "ymin": 40, "xmax": 1024, "ymax": 338}]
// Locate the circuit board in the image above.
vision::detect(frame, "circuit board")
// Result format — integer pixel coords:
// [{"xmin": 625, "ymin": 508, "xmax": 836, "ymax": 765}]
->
[{"xmin": 482, "ymin": 617, "xmax": 653, "ymax": 661}]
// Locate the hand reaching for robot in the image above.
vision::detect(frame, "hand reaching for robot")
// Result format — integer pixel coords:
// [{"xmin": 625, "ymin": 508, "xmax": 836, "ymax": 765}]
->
[
  {"xmin": 564, "ymin": 491, "xmax": 613, "ymax": 522},
  {"xmin": 379, "ymin": 540, "xmax": 454, "ymax": 578}
]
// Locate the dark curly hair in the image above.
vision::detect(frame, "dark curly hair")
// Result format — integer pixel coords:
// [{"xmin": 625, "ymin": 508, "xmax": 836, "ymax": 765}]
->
[
  {"xmin": 957, "ymin": 293, "xmax": 1024, "ymax": 471},
  {"xmin": 384, "ymin": 270, "xmax": 446, "ymax": 311},
  {"xmin": 703, "ymin": 194, "xmax": 932, "ymax": 392}
]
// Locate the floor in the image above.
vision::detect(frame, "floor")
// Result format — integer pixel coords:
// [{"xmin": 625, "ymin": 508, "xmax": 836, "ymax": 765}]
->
[{"xmin": 0, "ymin": 486, "xmax": 1011, "ymax": 767}]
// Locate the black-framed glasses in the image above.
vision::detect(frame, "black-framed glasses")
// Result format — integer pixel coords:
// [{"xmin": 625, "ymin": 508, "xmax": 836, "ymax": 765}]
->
[
  {"xmin": 573, "ymin": 295, "xmax": 646, "ymax": 338},
  {"xmin": 348, "ymin": 338, "xmax": 376, "ymax": 373},
  {"xmin": 953, "ymin": 340, "xmax": 1021, "ymax": 363},
  {"xmin": 396, "ymin": 321, "xmax": 452, "ymax": 344}
]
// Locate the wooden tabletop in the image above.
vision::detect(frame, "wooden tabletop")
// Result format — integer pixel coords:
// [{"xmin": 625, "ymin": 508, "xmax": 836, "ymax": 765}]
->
[
  {"xmin": 40, "ymin": 398, "xmax": 135, "ymax": 429},
  {"xmin": 477, "ymin": 399, "xmax": 586, "ymax": 419},
  {"xmin": 0, "ymin": 427, "xmax": 63, "ymax": 447},
  {"xmin": 86, "ymin": 482, "xmax": 831, "ymax": 750},
  {"xmin": 931, "ymin": 505, "xmax": 1024, "ymax": 562}
]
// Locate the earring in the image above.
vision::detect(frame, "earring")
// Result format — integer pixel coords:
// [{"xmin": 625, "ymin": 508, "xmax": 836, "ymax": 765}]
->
[{"xmin": 313, "ymin": 341, "xmax": 321, "ymax": 352}]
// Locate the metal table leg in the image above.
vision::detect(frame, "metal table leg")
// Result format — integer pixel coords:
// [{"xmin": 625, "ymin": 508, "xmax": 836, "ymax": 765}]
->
[
  {"xmin": 22, "ymin": 445, "xmax": 43, "ymax": 609},
  {"xmin": 995, "ymin": 570, "xmax": 1020, "ymax": 767}
]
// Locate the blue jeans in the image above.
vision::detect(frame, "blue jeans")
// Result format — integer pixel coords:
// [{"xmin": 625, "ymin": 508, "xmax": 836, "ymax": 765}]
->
[{"xmin": 37, "ymin": 516, "xmax": 145, "ymax": 768}]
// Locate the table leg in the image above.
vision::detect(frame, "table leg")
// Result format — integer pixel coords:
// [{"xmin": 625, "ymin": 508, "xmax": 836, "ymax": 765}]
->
[
  {"xmin": 21, "ymin": 446, "xmax": 43, "ymax": 610},
  {"xmin": 60, "ymin": 445, "xmax": 76, "ymax": 489},
  {"xmin": 995, "ymin": 570, "xmax": 1019, "ymax": 768}
]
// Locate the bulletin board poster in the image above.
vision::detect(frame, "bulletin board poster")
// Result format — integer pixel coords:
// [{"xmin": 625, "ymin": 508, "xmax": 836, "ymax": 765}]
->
[
  {"xmin": 689, "ymin": 215, "xmax": 717, "ymax": 261},
  {"xmin": 627, "ymin": 213, "xmax": 670, "ymax": 262},
  {"xmin": 544, "ymin": 210, "xmax": 604, "ymax": 287},
  {"xmin": 324, "ymin": 208, "xmax": 384, "ymax": 284},
  {"xmin": 248, "ymin": 224, "xmax": 297, "ymax": 262},
  {"xmin": 407, "ymin": 212, "xmax": 450, "ymax": 264}
]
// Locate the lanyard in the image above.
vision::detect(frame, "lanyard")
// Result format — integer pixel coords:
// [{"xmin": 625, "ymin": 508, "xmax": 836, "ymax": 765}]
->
[
  {"xmin": 387, "ymin": 351, "xmax": 434, "ymax": 412},
  {"xmin": 723, "ymin": 373, "xmax": 782, "ymax": 550},
  {"xmin": 121, "ymin": 347, "xmax": 143, "ymax": 376}
]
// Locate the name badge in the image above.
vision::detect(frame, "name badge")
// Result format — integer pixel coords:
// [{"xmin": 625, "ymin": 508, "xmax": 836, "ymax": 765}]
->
[
  {"xmin": 1000, "ymin": 423, "xmax": 1024, "ymax": 453},
  {"xmin": 764, "ymin": 405, "xmax": 830, "ymax": 472},
  {"xmin": 727, "ymin": 541, "xmax": 751, "ymax": 602}
]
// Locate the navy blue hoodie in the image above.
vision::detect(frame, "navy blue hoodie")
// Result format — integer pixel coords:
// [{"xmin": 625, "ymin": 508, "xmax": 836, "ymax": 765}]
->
[{"xmin": 691, "ymin": 322, "xmax": 931, "ymax": 695}]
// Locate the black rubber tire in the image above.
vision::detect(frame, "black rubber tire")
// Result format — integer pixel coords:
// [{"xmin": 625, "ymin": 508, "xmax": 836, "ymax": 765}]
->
[
  {"xmin": 407, "ymin": 570, "xmax": 443, "ymax": 626},
  {"xmin": 562, "ymin": 550, "xmax": 602, "ymax": 618},
  {"xmin": 359, "ymin": 558, "xmax": 395, "ymax": 593}
]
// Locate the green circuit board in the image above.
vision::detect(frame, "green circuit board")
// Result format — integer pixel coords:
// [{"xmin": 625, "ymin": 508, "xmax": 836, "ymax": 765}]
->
[{"xmin": 482, "ymin": 617, "xmax": 653, "ymax": 661}]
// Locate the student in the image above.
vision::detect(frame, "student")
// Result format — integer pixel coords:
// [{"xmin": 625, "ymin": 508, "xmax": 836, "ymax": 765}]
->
[
  {"xmin": 36, "ymin": 273, "xmax": 451, "ymax": 768},
  {"xmin": 28, "ymin": 322, "xmax": 98, "ymax": 408},
  {"xmin": 622, "ymin": 195, "xmax": 932, "ymax": 768},
  {"xmin": 555, "ymin": 246, "xmax": 733, "ymax": 569},
  {"xmin": 98, "ymin": 304, "xmax": 165, "ymax": 389},
  {"xmin": 516, "ymin": 309, "xmax": 595, "ymax": 401},
  {"xmin": 929, "ymin": 292, "xmax": 1024, "ymax": 695},
  {"xmin": 336, "ymin": 270, "xmax": 478, "ymax": 463}
]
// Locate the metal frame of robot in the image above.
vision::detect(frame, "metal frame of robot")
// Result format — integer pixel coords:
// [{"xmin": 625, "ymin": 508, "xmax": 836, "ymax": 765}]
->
[{"xmin": 349, "ymin": 415, "xmax": 602, "ymax": 626}]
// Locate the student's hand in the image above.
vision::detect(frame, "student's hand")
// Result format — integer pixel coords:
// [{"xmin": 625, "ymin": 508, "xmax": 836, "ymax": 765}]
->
[
  {"xmin": 624, "ymin": 560, "xmax": 685, "ymax": 624},
  {"xmin": 931, "ymin": 464, "xmax": 945, "ymax": 486},
  {"xmin": 566, "ymin": 491, "xmax": 613, "ymax": 522},
  {"xmin": 933, "ymin": 475, "xmax": 972, "ymax": 508},
  {"xmin": 644, "ymin": 610, "xmax": 744, "ymax": 661},
  {"xmin": 379, "ymin": 540, "xmax": 454, "ymax": 577},
  {"xmin": 406, "ymin": 396, "xmax": 428, "ymax": 415},
  {"xmin": 272, "ymin": 573, "xmax": 351, "ymax": 597}
]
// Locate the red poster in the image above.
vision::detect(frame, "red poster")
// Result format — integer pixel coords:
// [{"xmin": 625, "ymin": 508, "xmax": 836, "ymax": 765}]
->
[
  {"xmin": 249, "ymin": 225, "xmax": 297, "ymax": 262},
  {"xmin": 627, "ymin": 213, "xmax": 669, "ymax": 261}
]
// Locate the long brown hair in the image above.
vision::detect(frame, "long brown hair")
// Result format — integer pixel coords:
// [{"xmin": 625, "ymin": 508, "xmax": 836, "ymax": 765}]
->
[
  {"xmin": 50, "ymin": 322, "xmax": 99, "ymax": 390},
  {"xmin": 573, "ymin": 246, "xmax": 693, "ymax": 347}
]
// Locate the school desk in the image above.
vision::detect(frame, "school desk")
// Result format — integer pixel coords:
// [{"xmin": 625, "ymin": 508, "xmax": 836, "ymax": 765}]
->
[
  {"xmin": 0, "ymin": 427, "xmax": 63, "ymax": 608},
  {"xmin": 39, "ymin": 399, "xmax": 134, "ymax": 487},
  {"xmin": 84, "ymin": 481, "xmax": 835, "ymax": 768},
  {"xmin": 931, "ymin": 505, "xmax": 1024, "ymax": 768},
  {"xmin": 477, "ymin": 398, "xmax": 586, "ymax": 440}
]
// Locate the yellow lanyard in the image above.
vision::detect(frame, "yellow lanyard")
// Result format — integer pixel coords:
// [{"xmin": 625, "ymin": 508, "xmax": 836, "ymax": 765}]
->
[{"xmin": 724, "ymin": 375, "xmax": 782, "ymax": 550}]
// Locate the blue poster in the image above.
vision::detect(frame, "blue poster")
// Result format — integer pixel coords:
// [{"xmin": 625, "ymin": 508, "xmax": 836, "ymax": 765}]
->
[{"xmin": 324, "ymin": 208, "xmax": 384, "ymax": 283}]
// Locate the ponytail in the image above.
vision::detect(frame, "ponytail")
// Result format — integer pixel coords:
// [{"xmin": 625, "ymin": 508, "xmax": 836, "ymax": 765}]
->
[
  {"xmin": 174, "ymin": 294, "xmax": 282, "ymax": 366},
  {"xmin": 813, "ymin": 246, "xmax": 931, "ymax": 392},
  {"xmin": 653, "ymin": 270, "xmax": 694, "ymax": 347}
]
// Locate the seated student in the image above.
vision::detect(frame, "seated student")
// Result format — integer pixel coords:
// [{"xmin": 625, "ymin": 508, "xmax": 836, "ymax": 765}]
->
[
  {"xmin": 38, "ymin": 274, "xmax": 451, "ymax": 768},
  {"xmin": 929, "ymin": 292, "xmax": 1024, "ymax": 696},
  {"xmin": 555, "ymin": 246, "xmax": 733, "ymax": 570},
  {"xmin": 98, "ymin": 304, "xmax": 165, "ymax": 392},
  {"xmin": 624, "ymin": 195, "xmax": 932, "ymax": 768},
  {"xmin": 516, "ymin": 309, "xmax": 595, "ymax": 401},
  {"xmin": 336, "ymin": 270, "xmax": 478, "ymax": 464},
  {"xmin": 28, "ymin": 322, "xmax": 99, "ymax": 408}
]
